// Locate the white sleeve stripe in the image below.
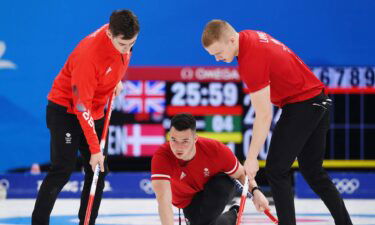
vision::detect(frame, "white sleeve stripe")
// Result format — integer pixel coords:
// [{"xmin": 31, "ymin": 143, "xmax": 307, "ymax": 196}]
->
[
  {"xmin": 224, "ymin": 160, "xmax": 239, "ymax": 174},
  {"xmin": 151, "ymin": 174, "xmax": 171, "ymax": 179}
]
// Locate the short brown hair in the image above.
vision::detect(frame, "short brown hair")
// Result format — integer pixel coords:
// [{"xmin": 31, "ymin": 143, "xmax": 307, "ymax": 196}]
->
[
  {"xmin": 171, "ymin": 113, "xmax": 196, "ymax": 131},
  {"xmin": 202, "ymin": 19, "xmax": 236, "ymax": 47},
  {"xmin": 109, "ymin": 9, "xmax": 140, "ymax": 40}
]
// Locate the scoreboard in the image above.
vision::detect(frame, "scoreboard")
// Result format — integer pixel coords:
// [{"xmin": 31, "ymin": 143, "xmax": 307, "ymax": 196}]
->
[{"xmin": 107, "ymin": 66, "xmax": 375, "ymax": 169}]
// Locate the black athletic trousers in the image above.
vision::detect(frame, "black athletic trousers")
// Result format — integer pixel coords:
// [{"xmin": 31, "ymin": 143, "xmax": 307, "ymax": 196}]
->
[
  {"xmin": 183, "ymin": 174, "xmax": 237, "ymax": 225},
  {"xmin": 32, "ymin": 101, "xmax": 108, "ymax": 225},
  {"xmin": 265, "ymin": 93, "xmax": 352, "ymax": 225}
]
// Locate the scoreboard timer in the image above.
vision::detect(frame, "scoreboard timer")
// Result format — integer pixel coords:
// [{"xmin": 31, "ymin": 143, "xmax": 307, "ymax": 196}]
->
[{"xmin": 107, "ymin": 66, "xmax": 375, "ymax": 169}]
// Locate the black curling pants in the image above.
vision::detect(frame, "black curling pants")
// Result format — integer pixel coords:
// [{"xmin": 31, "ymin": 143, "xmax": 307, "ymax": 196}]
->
[
  {"xmin": 32, "ymin": 101, "xmax": 108, "ymax": 225},
  {"xmin": 265, "ymin": 93, "xmax": 352, "ymax": 225},
  {"xmin": 183, "ymin": 174, "xmax": 237, "ymax": 225}
]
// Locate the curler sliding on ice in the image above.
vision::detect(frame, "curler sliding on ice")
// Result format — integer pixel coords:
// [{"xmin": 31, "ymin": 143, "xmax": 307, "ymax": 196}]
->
[{"xmin": 151, "ymin": 113, "xmax": 269, "ymax": 225}]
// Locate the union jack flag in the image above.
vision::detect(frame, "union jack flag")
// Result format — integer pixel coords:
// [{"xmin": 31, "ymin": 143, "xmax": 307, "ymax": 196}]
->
[{"xmin": 123, "ymin": 81, "xmax": 166, "ymax": 114}]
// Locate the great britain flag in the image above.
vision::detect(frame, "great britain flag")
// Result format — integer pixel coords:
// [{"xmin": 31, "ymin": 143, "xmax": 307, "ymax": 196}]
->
[{"xmin": 123, "ymin": 81, "xmax": 166, "ymax": 114}]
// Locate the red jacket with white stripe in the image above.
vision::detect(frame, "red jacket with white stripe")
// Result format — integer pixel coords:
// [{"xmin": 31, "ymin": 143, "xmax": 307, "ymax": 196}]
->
[
  {"xmin": 151, "ymin": 137, "xmax": 239, "ymax": 208},
  {"xmin": 48, "ymin": 24, "xmax": 131, "ymax": 154}
]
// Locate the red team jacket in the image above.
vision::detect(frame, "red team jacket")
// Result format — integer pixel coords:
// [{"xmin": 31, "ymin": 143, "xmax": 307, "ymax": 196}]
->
[
  {"xmin": 48, "ymin": 24, "xmax": 131, "ymax": 154},
  {"xmin": 151, "ymin": 137, "xmax": 239, "ymax": 208},
  {"xmin": 238, "ymin": 30, "xmax": 324, "ymax": 107}
]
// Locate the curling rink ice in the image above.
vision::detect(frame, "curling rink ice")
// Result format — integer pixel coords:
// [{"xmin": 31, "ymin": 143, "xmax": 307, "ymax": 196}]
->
[{"xmin": 0, "ymin": 198, "xmax": 374, "ymax": 225}]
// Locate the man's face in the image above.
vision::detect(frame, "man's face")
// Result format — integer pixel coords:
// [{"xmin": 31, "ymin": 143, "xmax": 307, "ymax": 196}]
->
[
  {"xmin": 107, "ymin": 30, "xmax": 138, "ymax": 54},
  {"xmin": 169, "ymin": 127, "xmax": 197, "ymax": 160},
  {"xmin": 205, "ymin": 37, "xmax": 237, "ymax": 63}
]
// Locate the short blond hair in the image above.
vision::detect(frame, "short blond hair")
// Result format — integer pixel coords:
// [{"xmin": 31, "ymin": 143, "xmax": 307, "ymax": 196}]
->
[{"xmin": 202, "ymin": 19, "xmax": 236, "ymax": 47}]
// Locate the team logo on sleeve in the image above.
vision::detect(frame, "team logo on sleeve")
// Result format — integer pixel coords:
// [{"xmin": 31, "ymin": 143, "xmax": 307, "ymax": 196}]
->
[{"xmin": 203, "ymin": 168, "xmax": 210, "ymax": 177}]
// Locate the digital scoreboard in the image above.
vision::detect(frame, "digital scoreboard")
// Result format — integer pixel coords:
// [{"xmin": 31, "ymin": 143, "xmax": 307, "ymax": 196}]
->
[{"xmin": 108, "ymin": 66, "xmax": 375, "ymax": 169}]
